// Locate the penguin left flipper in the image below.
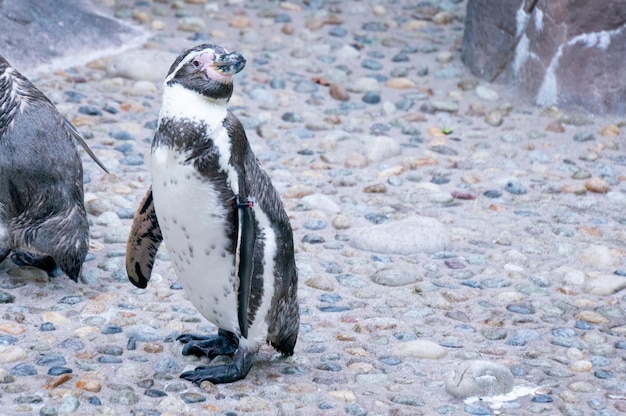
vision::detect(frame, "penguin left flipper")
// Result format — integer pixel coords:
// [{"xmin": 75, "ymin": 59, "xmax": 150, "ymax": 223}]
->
[
  {"xmin": 125, "ymin": 187, "xmax": 163, "ymax": 288},
  {"xmin": 180, "ymin": 348, "xmax": 257, "ymax": 385}
]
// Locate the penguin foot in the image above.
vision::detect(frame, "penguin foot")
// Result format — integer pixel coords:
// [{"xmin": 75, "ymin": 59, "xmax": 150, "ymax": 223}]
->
[
  {"xmin": 10, "ymin": 251, "xmax": 63, "ymax": 278},
  {"xmin": 180, "ymin": 348, "xmax": 256, "ymax": 385},
  {"xmin": 177, "ymin": 329, "xmax": 238, "ymax": 359}
]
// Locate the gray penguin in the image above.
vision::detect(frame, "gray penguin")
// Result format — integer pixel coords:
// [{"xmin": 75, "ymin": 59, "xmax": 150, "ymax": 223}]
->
[
  {"xmin": 126, "ymin": 44, "xmax": 299, "ymax": 384},
  {"xmin": 0, "ymin": 55, "xmax": 108, "ymax": 281}
]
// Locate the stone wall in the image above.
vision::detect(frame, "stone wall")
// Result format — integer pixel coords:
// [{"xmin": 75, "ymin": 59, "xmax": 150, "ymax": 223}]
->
[
  {"xmin": 462, "ymin": 0, "xmax": 626, "ymax": 114},
  {"xmin": 0, "ymin": 0, "xmax": 140, "ymax": 74}
]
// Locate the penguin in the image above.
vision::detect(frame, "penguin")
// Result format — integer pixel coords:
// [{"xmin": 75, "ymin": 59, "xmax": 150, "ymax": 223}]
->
[
  {"xmin": 0, "ymin": 55, "xmax": 108, "ymax": 281},
  {"xmin": 126, "ymin": 44, "xmax": 299, "ymax": 384}
]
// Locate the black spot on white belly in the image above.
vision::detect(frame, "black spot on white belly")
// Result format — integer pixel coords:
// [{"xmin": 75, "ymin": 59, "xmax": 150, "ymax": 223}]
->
[{"xmin": 188, "ymin": 244, "xmax": 194, "ymax": 258}]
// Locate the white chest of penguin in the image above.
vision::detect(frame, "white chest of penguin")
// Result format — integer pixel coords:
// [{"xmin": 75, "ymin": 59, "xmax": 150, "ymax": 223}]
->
[
  {"xmin": 151, "ymin": 141, "xmax": 241, "ymax": 333},
  {"xmin": 151, "ymin": 85, "xmax": 242, "ymax": 335}
]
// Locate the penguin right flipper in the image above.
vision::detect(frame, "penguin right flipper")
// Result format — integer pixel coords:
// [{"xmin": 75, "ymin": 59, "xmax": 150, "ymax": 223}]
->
[
  {"xmin": 125, "ymin": 187, "xmax": 163, "ymax": 288},
  {"xmin": 64, "ymin": 118, "xmax": 110, "ymax": 174},
  {"xmin": 235, "ymin": 196, "xmax": 255, "ymax": 339}
]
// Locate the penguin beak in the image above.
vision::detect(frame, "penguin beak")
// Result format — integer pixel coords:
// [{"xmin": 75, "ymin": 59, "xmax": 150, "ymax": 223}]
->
[{"xmin": 213, "ymin": 51, "xmax": 246, "ymax": 75}]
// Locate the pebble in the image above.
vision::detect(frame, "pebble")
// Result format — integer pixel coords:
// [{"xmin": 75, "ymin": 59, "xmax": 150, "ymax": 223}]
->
[
  {"xmin": 349, "ymin": 216, "xmax": 450, "ymax": 255},
  {"xmin": 445, "ymin": 360, "xmax": 514, "ymax": 398},
  {"xmin": 392, "ymin": 340, "xmax": 447, "ymax": 359}
]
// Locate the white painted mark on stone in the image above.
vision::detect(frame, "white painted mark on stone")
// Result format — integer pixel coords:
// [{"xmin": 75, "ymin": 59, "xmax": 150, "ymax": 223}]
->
[{"xmin": 536, "ymin": 26, "xmax": 624, "ymax": 106}]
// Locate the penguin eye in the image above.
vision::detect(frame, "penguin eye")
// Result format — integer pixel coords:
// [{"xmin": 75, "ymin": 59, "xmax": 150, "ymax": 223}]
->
[{"xmin": 192, "ymin": 60, "xmax": 200, "ymax": 67}]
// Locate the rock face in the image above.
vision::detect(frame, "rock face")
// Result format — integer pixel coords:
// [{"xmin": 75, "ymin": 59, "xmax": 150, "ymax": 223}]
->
[
  {"xmin": 462, "ymin": 0, "xmax": 626, "ymax": 114},
  {"xmin": 0, "ymin": 0, "xmax": 140, "ymax": 73}
]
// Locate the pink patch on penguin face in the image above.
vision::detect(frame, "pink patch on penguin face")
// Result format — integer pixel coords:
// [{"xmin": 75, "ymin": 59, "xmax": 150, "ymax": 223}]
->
[{"xmin": 191, "ymin": 50, "xmax": 235, "ymax": 84}]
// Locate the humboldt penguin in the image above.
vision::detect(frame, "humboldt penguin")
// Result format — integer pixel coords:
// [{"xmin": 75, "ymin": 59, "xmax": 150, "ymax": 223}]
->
[
  {"xmin": 0, "ymin": 55, "xmax": 108, "ymax": 281},
  {"xmin": 126, "ymin": 44, "xmax": 299, "ymax": 384}
]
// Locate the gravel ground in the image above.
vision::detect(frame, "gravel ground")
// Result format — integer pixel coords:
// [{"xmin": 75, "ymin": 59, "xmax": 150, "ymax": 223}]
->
[{"xmin": 1, "ymin": 1, "xmax": 626, "ymax": 415}]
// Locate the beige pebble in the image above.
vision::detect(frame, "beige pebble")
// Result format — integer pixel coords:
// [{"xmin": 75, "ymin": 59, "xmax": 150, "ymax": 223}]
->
[
  {"xmin": 377, "ymin": 165, "xmax": 405, "ymax": 180},
  {"xmin": 0, "ymin": 322, "xmax": 25, "ymax": 335},
  {"xmin": 280, "ymin": 1, "xmax": 301, "ymax": 11},
  {"xmin": 570, "ymin": 360, "xmax": 592, "ymax": 372},
  {"xmin": 565, "ymin": 347, "xmax": 584, "ymax": 361},
  {"xmin": 345, "ymin": 347, "xmax": 370, "ymax": 357},
  {"xmin": 435, "ymin": 51, "xmax": 453, "ymax": 63},
  {"xmin": 44, "ymin": 374, "xmax": 72, "ymax": 390},
  {"xmin": 81, "ymin": 302, "xmax": 107, "ymax": 314},
  {"xmin": 560, "ymin": 390, "xmax": 579, "ymax": 403},
  {"xmin": 433, "ymin": 11, "xmax": 453, "ymax": 24},
  {"xmin": 235, "ymin": 397, "xmax": 270, "ymax": 412},
  {"xmin": 282, "ymin": 185, "xmax": 315, "ymax": 198},
  {"xmin": 209, "ymin": 29, "xmax": 227, "ymax": 38},
  {"xmin": 177, "ymin": 16, "xmax": 206, "ymax": 32},
  {"xmin": 305, "ymin": 276, "xmax": 334, "ymax": 291},
  {"xmin": 229, "ymin": 16, "xmax": 252, "ymax": 29},
  {"xmin": 568, "ymin": 381, "xmax": 595, "ymax": 393},
  {"xmin": 0, "ymin": 345, "xmax": 26, "ymax": 363},
  {"xmin": 392, "ymin": 340, "xmax": 447, "ymax": 359},
  {"xmin": 74, "ymin": 326, "xmax": 99, "ymax": 337},
  {"xmin": 328, "ymin": 390, "xmax": 357, "ymax": 402},
  {"xmin": 585, "ymin": 177, "xmax": 610, "ymax": 193},
  {"xmin": 347, "ymin": 362, "xmax": 374, "ymax": 372},
  {"xmin": 132, "ymin": 10, "xmax": 152, "ymax": 24},
  {"xmin": 151, "ymin": 20, "xmax": 166, "ymax": 31},
  {"xmin": 144, "ymin": 343, "xmax": 164, "ymax": 353},
  {"xmin": 546, "ymin": 121, "xmax": 565, "ymax": 133},
  {"xmin": 402, "ymin": 20, "xmax": 429, "ymax": 31},
  {"xmin": 42, "ymin": 311, "xmax": 69, "ymax": 327},
  {"xmin": 76, "ymin": 378, "xmax": 102, "ymax": 392},
  {"xmin": 562, "ymin": 183, "xmax": 587, "ymax": 194},
  {"xmin": 574, "ymin": 310, "xmax": 610, "ymax": 324},
  {"xmin": 305, "ymin": 17, "xmax": 325, "ymax": 30},
  {"xmin": 344, "ymin": 153, "xmax": 368, "ymax": 169},
  {"xmin": 364, "ymin": 183, "xmax": 387, "ymax": 193},
  {"xmin": 485, "ymin": 110, "xmax": 503, "ymax": 126},
  {"xmin": 329, "ymin": 83, "xmax": 350, "ymax": 101},
  {"xmin": 332, "ymin": 214, "xmax": 351, "ymax": 230},
  {"xmin": 385, "ymin": 77, "xmax": 416, "ymax": 89},
  {"xmin": 158, "ymin": 397, "xmax": 187, "ymax": 413},
  {"xmin": 600, "ymin": 124, "xmax": 620, "ymax": 136},
  {"xmin": 372, "ymin": 4, "xmax": 387, "ymax": 16},
  {"xmin": 281, "ymin": 23, "xmax": 294, "ymax": 35}
]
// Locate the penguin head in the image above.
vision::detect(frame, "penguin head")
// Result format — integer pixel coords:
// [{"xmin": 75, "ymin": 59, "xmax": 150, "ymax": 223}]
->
[{"xmin": 164, "ymin": 44, "xmax": 246, "ymax": 101}]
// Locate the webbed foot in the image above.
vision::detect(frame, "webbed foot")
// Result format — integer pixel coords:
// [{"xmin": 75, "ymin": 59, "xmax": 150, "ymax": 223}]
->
[
  {"xmin": 11, "ymin": 251, "xmax": 63, "ymax": 278},
  {"xmin": 177, "ymin": 329, "xmax": 238, "ymax": 359},
  {"xmin": 180, "ymin": 348, "xmax": 256, "ymax": 385}
]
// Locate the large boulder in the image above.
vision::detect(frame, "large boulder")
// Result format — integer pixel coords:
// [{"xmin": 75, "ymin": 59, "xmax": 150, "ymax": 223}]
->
[
  {"xmin": 462, "ymin": 0, "xmax": 626, "ymax": 114},
  {"xmin": 0, "ymin": 0, "xmax": 141, "ymax": 74}
]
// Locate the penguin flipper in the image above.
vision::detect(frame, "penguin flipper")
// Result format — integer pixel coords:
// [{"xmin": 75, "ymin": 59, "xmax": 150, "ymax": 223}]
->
[
  {"xmin": 64, "ymin": 118, "xmax": 110, "ymax": 174},
  {"xmin": 236, "ymin": 197, "xmax": 255, "ymax": 339},
  {"xmin": 125, "ymin": 187, "xmax": 162, "ymax": 288}
]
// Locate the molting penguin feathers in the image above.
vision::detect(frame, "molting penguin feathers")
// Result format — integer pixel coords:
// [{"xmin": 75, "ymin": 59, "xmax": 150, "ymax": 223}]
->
[
  {"xmin": 0, "ymin": 55, "xmax": 108, "ymax": 281},
  {"xmin": 126, "ymin": 44, "xmax": 299, "ymax": 384}
]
